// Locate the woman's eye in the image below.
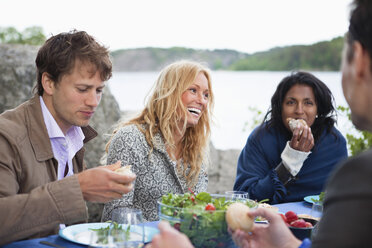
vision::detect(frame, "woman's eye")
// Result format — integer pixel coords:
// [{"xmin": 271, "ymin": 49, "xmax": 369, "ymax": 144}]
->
[
  {"xmin": 189, "ymin": 88, "xmax": 197, "ymax": 93},
  {"xmin": 305, "ymin": 101, "xmax": 314, "ymax": 105},
  {"xmin": 204, "ymin": 93, "xmax": 209, "ymax": 98}
]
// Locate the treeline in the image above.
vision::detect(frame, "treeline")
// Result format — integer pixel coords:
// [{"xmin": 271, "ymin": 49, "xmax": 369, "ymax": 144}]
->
[
  {"xmin": 0, "ymin": 26, "xmax": 344, "ymax": 71},
  {"xmin": 229, "ymin": 37, "xmax": 344, "ymax": 71},
  {"xmin": 0, "ymin": 26, "xmax": 46, "ymax": 45}
]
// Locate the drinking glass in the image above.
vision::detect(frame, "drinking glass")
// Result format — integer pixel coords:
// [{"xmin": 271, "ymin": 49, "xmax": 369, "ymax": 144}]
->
[
  {"xmin": 310, "ymin": 202, "xmax": 323, "ymax": 220},
  {"xmin": 225, "ymin": 190, "xmax": 249, "ymax": 202},
  {"xmin": 110, "ymin": 207, "xmax": 145, "ymax": 248},
  {"xmin": 310, "ymin": 202, "xmax": 323, "ymax": 239}
]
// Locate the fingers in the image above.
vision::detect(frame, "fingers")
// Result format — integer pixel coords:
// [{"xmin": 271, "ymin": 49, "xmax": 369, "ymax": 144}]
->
[
  {"xmin": 105, "ymin": 160, "xmax": 122, "ymax": 171},
  {"xmin": 290, "ymin": 126, "xmax": 314, "ymax": 152}
]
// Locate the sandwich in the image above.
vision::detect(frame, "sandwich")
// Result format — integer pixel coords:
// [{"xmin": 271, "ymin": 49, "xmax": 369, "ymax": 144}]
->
[
  {"xmin": 226, "ymin": 202, "xmax": 254, "ymax": 233},
  {"xmin": 287, "ymin": 118, "xmax": 308, "ymax": 134},
  {"xmin": 114, "ymin": 165, "xmax": 133, "ymax": 175}
]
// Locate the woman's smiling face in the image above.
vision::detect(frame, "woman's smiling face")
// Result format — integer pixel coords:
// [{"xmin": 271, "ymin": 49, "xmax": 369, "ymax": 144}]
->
[
  {"xmin": 181, "ymin": 72, "xmax": 209, "ymax": 128},
  {"xmin": 281, "ymin": 84, "xmax": 318, "ymax": 131}
]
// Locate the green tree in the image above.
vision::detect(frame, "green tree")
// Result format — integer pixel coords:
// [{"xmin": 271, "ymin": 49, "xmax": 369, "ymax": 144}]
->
[
  {"xmin": 338, "ymin": 106, "xmax": 372, "ymax": 156},
  {"xmin": 0, "ymin": 26, "xmax": 45, "ymax": 45}
]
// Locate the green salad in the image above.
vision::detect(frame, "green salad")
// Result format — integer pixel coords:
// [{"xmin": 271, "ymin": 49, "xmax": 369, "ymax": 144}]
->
[
  {"xmin": 90, "ymin": 221, "xmax": 130, "ymax": 244},
  {"xmin": 159, "ymin": 191, "xmax": 256, "ymax": 248}
]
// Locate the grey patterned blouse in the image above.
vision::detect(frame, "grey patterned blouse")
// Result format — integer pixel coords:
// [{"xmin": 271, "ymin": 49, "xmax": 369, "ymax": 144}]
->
[{"xmin": 101, "ymin": 124, "xmax": 208, "ymax": 222}]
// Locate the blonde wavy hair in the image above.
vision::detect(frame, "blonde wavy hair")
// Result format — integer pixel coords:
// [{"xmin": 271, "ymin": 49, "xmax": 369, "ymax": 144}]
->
[{"xmin": 106, "ymin": 60, "xmax": 214, "ymax": 185}]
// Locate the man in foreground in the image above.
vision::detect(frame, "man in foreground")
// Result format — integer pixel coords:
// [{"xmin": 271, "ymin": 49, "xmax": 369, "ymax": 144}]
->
[
  {"xmin": 0, "ymin": 30, "xmax": 135, "ymax": 245},
  {"xmin": 147, "ymin": 0, "xmax": 372, "ymax": 247}
]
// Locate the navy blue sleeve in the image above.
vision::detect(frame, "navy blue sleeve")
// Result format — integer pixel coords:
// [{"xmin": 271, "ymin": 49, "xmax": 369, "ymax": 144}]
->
[{"xmin": 233, "ymin": 131, "xmax": 286, "ymax": 203}]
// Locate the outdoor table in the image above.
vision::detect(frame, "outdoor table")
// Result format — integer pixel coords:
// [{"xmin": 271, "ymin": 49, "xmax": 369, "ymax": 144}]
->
[{"xmin": 1, "ymin": 201, "xmax": 313, "ymax": 248}]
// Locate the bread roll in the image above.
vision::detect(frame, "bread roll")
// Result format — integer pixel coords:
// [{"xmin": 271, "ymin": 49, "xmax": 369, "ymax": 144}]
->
[
  {"xmin": 226, "ymin": 202, "xmax": 254, "ymax": 233},
  {"xmin": 114, "ymin": 165, "xmax": 132, "ymax": 175},
  {"xmin": 287, "ymin": 118, "xmax": 307, "ymax": 133}
]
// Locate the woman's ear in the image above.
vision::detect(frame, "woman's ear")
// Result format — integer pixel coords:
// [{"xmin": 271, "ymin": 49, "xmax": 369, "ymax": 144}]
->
[{"xmin": 41, "ymin": 72, "xmax": 55, "ymax": 96}]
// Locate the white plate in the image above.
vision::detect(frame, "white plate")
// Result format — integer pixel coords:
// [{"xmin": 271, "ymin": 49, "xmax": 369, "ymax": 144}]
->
[
  {"xmin": 304, "ymin": 195, "xmax": 320, "ymax": 204},
  {"xmin": 59, "ymin": 222, "xmax": 159, "ymax": 246}
]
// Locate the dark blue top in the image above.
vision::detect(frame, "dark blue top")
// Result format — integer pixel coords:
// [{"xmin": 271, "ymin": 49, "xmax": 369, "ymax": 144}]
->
[{"xmin": 233, "ymin": 124, "xmax": 348, "ymax": 204}]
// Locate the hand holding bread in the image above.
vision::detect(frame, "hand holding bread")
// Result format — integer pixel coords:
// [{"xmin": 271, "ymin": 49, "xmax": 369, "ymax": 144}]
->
[{"xmin": 226, "ymin": 202, "xmax": 254, "ymax": 233}]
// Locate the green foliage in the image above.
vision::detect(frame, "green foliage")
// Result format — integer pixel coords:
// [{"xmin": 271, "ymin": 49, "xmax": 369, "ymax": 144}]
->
[
  {"xmin": 243, "ymin": 106, "xmax": 265, "ymax": 132},
  {"xmin": 337, "ymin": 106, "xmax": 372, "ymax": 156},
  {"xmin": 230, "ymin": 37, "xmax": 344, "ymax": 71},
  {"xmin": 0, "ymin": 26, "xmax": 46, "ymax": 45}
]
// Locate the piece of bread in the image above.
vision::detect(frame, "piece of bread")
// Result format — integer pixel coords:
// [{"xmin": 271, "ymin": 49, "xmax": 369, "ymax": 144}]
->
[
  {"xmin": 287, "ymin": 118, "xmax": 308, "ymax": 133},
  {"xmin": 226, "ymin": 202, "xmax": 254, "ymax": 233},
  {"xmin": 258, "ymin": 203, "xmax": 279, "ymax": 213},
  {"xmin": 114, "ymin": 165, "xmax": 132, "ymax": 175}
]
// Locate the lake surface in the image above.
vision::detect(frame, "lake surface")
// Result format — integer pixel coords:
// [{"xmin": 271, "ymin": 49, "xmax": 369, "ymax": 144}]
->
[{"xmin": 108, "ymin": 71, "xmax": 351, "ymax": 150}]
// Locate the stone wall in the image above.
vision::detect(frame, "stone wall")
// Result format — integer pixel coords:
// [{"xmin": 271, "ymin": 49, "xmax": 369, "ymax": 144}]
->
[{"xmin": 0, "ymin": 44, "xmax": 240, "ymax": 222}]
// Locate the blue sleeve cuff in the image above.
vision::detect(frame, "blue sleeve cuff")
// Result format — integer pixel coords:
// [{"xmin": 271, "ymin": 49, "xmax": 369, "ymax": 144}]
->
[{"xmin": 298, "ymin": 238, "xmax": 311, "ymax": 248}]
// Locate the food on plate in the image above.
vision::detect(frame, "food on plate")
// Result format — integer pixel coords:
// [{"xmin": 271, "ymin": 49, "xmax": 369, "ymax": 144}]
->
[
  {"xmin": 298, "ymin": 214, "xmax": 320, "ymax": 221},
  {"xmin": 90, "ymin": 221, "xmax": 130, "ymax": 245},
  {"xmin": 226, "ymin": 202, "xmax": 254, "ymax": 233},
  {"xmin": 283, "ymin": 211, "xmax": 313, "ymax": 228},
  {"xmin": 258, "ymin": 203, "xmax": 279, "ymax": 212},
  {"xmin": 287, "ymin": 118, "xmax": 308, "ymax": 134},
  {"xmin": 114, "ymin": 165, "xmax": 132, "ymax": 175}
]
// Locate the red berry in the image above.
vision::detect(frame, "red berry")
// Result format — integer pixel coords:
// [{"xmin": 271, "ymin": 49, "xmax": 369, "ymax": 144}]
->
[
  {"xmin": 290, "ymin": 219, "xmax": 307, "ymax": 228},
  {"xmin": 205, "ymin": 203, "xmax": 216, "ymax": 211},
  {"xmin": 285, "ymin": 211, "xmax": 298, "ymax": 223},
  {"xmin": 305, "ymin": 221, "xmax": 313, "ymax": 228},
  {"xmin": 174, "ymin": 223, "xmax": 181, "ymax": 231}
]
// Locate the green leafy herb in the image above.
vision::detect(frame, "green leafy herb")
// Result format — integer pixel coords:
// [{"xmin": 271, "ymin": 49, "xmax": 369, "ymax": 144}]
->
[{"xmin": 90, "ymin": 221, "xmax": 130, "ymax": 244}]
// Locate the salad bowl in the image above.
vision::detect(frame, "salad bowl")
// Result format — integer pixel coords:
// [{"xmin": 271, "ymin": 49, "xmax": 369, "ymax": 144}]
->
[{"xmin": 158, "ymin": 192, "xmax": 257, "ymax": 248}]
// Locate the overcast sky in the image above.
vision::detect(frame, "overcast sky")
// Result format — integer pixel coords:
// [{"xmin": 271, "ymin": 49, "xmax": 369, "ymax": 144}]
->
[{"xmin": 1, "ymin": 0, "xmax": 352, "ymax": 54}]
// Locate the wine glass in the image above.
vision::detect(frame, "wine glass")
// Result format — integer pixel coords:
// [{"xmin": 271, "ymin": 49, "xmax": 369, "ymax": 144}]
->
[
  {"xmin": 225, "ymin": 190, "xmax": 249, "ymax": 202},
  {"xmin": 110, "ymin": 207, "xmax": 145, "ymax": 248}
]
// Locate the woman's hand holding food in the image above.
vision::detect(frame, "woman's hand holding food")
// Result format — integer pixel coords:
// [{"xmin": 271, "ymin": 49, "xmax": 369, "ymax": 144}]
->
[
  {"xmin": 230, "ymin": 207, "xmax": 302, "ymax": 248},
  {"xmin": 287, "ymin": 118, "xmax": 314, "ymax": 152}
]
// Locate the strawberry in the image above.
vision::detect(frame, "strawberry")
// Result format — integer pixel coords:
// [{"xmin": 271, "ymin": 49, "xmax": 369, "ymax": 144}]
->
[
  {"xmin": 305, "ymin": 221, "xmax": 313, "ymax": 228},
  {"xmin": 290, "ymin": 219, "xmax": 307, "ymax": 228},
  {"xmin": 285, "ymin": 211, "xmax": 298, "ymax": 223}
]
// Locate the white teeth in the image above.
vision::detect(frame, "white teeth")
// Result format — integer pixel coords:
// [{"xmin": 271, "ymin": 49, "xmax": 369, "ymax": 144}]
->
[{"xmin": 188, "ymin": 108, "xmax": 201, "ymax": 116}]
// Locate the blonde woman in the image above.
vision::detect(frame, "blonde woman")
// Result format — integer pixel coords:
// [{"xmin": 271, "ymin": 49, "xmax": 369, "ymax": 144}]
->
[{"xmin": 101, "ymin": 60, "xmax": 214, "ymax": 221}]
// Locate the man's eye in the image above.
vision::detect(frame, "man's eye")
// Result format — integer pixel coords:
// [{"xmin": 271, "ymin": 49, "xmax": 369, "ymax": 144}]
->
[{"xmin": 77, "ymin": 88, "xmax": 87, "ymax": 92}]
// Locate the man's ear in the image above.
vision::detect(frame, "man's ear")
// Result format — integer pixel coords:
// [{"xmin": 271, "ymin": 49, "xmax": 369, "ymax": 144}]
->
[
  {"xmin": 41, "ymin": 72, "xmax": 55, "ymax": 95},
  {"xmin": 353, "ymin": 41, "xmax": 371, "ymax": 81}
]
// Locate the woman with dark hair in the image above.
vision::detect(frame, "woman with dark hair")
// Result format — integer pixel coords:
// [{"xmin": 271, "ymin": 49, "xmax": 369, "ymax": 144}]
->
[{"xmin": 233, "ymin": 71, "xmax": 348, "ymax": 204}]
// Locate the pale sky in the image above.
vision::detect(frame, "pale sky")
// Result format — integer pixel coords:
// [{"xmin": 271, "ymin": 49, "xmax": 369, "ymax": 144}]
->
[{"xmin": 1, "ymin": 0, "xmax": 352, "ymax": 54}]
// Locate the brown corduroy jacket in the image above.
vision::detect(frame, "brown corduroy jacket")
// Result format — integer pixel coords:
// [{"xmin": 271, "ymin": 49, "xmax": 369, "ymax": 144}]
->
[{"xmin": 0, "ymin": 95, "xmax": 97, "ymax": 245}]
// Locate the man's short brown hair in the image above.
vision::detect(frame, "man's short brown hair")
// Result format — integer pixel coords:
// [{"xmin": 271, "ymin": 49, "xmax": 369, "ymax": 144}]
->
[{"xmin": 34, "ymin": 30, "xmax": 112, "ymax": 95}]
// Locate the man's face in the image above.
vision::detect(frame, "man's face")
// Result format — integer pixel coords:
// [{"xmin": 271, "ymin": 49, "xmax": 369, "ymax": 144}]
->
[{"xmin": 43, "ymin": 60, "xmax": 105, "ymax": 134}]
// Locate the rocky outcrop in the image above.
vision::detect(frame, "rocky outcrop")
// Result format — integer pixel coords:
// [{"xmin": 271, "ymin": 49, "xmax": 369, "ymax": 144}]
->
[{"xmin": 0, "ymin": 44, "xmax": 240, "ymax": 222}]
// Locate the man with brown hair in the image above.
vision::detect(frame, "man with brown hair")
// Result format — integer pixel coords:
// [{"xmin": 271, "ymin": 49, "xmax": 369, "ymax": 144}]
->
[{"xmin": 0, "ymin": 30, "xmax": 135, "ymax": 245}]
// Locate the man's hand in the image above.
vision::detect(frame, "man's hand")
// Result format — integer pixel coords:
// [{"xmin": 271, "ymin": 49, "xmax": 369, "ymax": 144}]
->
[
  {"xmin": 77, "ymin": 161, "xmax": 136, "ymax": 202},
  {"xmin": 231, "ymin": 208, "xmax": 301, "ymax": 248},
  {"xmin": 146, "ymin": 221, "xmax": 194, "ymax": 248}
]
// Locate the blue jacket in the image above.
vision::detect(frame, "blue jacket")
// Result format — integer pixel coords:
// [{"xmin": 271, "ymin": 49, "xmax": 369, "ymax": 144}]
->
[{"xmin": 233, "ymin": 124, "xmax": 347, "ymax": 204}]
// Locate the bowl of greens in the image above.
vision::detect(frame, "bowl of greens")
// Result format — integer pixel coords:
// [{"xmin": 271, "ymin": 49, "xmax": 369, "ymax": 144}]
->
[{"xmin": 158, "ymin": 191, "xmax": 257, "ymax": 248}]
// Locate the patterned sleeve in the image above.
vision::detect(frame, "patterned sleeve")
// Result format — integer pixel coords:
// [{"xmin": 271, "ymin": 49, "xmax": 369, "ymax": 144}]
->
[{"xmin": 101, "ymin": 126, "xmax": 141, "ymax": 222}]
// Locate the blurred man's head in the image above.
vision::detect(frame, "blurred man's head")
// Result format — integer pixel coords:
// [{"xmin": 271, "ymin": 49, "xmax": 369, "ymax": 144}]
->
[{"xmin": 341, "ymin": 0, "xmax": 372, "ymax": 132}]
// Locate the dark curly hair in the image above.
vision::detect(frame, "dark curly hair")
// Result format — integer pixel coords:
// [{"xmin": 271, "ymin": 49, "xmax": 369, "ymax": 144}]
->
[
  {"xmin": 263, "ymin": 71, "xmax": 337, "ymax": 142},
  {"xmin": 34, "ymin": 30, "xmax": 112, "ymax": 96}
]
